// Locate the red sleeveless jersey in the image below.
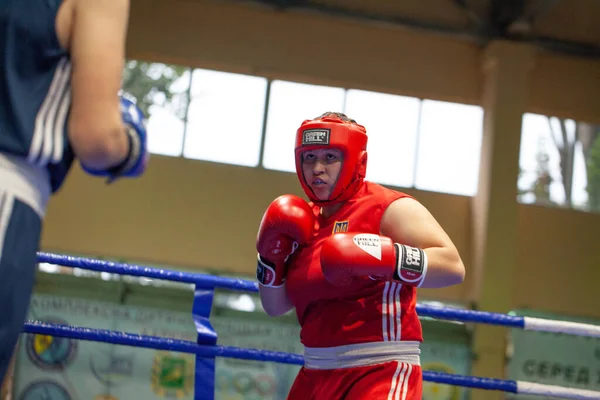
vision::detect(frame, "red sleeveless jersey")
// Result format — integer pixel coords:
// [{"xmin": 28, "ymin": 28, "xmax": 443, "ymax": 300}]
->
[{"xmin": 285, "ymin": 181, "xmax": 424, "ymax": 348}]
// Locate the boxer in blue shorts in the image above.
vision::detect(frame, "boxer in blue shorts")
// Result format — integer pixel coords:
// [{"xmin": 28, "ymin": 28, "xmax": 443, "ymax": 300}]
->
[{"xmin": 0, "ymin": 0, "xmax": 150, "ymax": 383}]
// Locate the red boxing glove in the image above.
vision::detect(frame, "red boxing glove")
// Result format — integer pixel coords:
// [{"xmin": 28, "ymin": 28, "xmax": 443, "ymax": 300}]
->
[
  {"xmin": 256, "ymin": 194, "xmax": 315, "ymax": 287},
  {"xmin": 320, "ymin": 233, "xmax": 428, "ymax": 287}
]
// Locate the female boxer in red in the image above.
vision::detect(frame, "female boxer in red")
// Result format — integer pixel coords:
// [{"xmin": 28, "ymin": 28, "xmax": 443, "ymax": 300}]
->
[{"xmin": 255, "ymin": 112, "xmax": 465, "ymax": 399}]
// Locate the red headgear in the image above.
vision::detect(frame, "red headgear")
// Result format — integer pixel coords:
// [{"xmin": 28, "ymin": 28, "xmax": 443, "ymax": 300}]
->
[{"xmin": 294, "ymin": 113, "xmax": 368, "ymax": 206}]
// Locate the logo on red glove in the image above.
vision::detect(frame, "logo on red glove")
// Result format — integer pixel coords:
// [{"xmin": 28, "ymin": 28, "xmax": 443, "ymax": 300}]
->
[{"xmin": 352, "ymin": 233, "xmax": 382, "ymax": 261}]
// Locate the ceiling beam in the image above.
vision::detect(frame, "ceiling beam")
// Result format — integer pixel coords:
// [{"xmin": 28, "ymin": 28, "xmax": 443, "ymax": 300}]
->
[{"xmin": 229, "ymin": 0, "xmax": 598, "ymax": 59}]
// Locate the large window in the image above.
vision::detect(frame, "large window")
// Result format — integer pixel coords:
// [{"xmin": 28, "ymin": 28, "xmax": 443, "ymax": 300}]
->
[
  {"xmin": 518, "ymin": 113, "xmax": 599, "ymax": 212},
  {"xmin": 184, "ymin": 69, "xmax": 268, "ymax": 167},
  {"xmin": 261, "ymin": 85, "xmax": 483, "ymax": 196},
  {"xmin": 415, "ymin": 100, "xmax": 483, "ymax": 196},
  {"xmin": 122, "ymin": 60, "xmax": 487, "ymax": 198}
]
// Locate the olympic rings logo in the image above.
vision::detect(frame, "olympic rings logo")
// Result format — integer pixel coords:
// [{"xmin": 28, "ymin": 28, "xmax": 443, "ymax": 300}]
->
[{"xmin": 216, "ymin": 370, "xmax": 276, "ymax": 398}]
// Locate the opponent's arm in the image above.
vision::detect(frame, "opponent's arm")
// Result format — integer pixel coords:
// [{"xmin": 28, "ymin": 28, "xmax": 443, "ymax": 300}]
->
[
  {"xmin": 63, "ymin": 0, "xmax": 148, "ymax": 182},
  {"xmin": 65, "ymin": 0, "xmax": 130, "ymax": 169}
]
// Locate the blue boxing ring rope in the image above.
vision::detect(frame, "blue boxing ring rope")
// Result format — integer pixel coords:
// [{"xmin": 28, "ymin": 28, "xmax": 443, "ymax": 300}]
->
[{"xmin": 21, "ymin": 252, "xmax": 600, "ymax": 400}]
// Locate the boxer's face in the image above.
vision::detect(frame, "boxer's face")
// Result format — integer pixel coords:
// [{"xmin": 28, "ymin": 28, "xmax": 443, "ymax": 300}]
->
[{"xmin": 301, "ymin": 148, "xmax": 343, "ymax": 200}]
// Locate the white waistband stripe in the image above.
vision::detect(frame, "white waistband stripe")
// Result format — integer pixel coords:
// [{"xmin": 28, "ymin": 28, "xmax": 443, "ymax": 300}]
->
[
  {"xmin": 0, "ymin": 153, "xmax": 50, "ymax": 217},
  {"xmin": 303, "ymin": 341, "xmax": 421, "ymax": 370}
]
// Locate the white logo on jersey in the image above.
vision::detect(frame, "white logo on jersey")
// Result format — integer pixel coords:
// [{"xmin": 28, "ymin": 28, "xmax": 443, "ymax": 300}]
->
[{"xmin": 352, "ymin": 234, "xmax": 382, "ymax": 260}]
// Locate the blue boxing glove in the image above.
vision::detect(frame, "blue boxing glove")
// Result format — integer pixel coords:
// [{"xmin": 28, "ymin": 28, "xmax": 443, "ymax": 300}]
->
[{"xmin": 82, "ymin": 97, "xmax": 149, "ymax": 183}]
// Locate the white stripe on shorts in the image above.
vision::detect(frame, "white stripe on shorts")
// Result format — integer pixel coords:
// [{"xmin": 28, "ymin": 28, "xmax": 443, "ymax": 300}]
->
[
  {"xmin": 386, "ymin": 362, "xmax": 414, "ymax": 400},
  {"xmin": 387, "ymin": 362, "xmax": 405, "ymax": 400}
]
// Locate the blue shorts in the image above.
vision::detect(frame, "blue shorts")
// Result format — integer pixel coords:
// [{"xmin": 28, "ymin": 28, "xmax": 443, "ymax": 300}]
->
[{"xmin": 0, "ymin": 190, "xmax": 43, "ymax": 383}]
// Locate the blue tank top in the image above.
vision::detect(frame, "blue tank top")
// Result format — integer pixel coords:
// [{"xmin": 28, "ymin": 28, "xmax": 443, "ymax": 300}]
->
[{"xmin": 0, "ymin": 0, "xmax": 74, "ymax": 193}]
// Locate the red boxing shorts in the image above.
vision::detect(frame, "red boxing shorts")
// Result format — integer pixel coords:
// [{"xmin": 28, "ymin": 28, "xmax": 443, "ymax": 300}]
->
[{"xmin": 287, "ymin": 361, "xmax": 422, "ymax": 400}]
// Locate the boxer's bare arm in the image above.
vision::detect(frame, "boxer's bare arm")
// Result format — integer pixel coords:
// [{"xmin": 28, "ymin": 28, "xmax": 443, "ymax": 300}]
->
[
  {"xmin": 57, "ymin": 0, "xmax": 129, "ymax": 169},
  {"xmin": 380, "ymin": 197, "xmax": 465, "ymax": 288},
  {"xmin": 259, "ymin": 285, "xmax": 294, "ymax": 317}
]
